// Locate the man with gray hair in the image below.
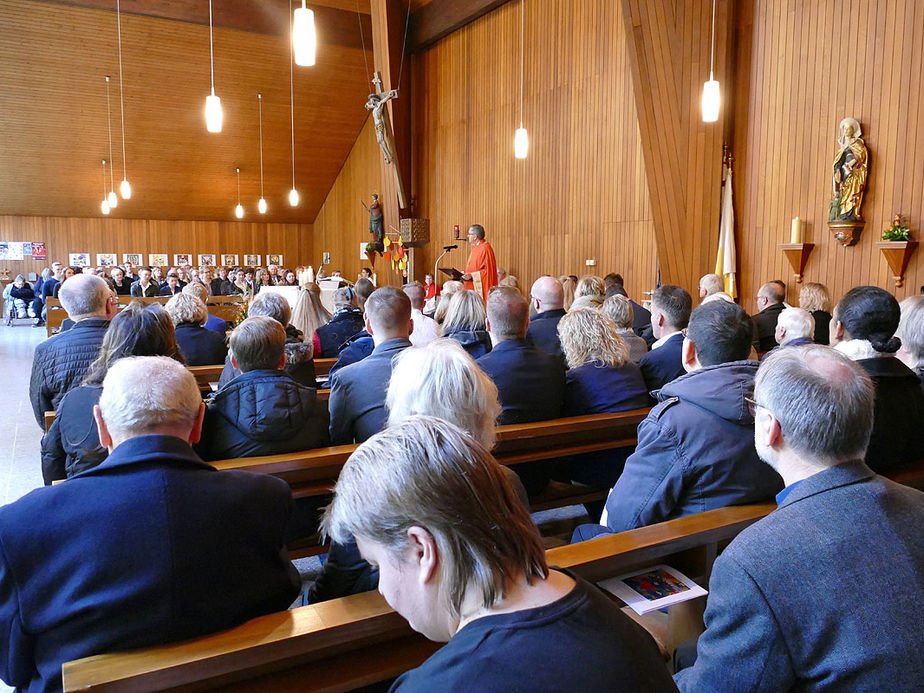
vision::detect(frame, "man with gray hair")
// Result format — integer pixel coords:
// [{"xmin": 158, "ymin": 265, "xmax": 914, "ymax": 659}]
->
[
  {"xmin": 316, "ymin": 286, "xmax": 365, "ymax": 357},
  {"xmin": 1, "ymin": 356, "xmax": 300, "ymax": 692},
  {"xmin": 697, "ymin": 273, "xmax": 725, "ymax": 299},
  {"xmin": 751, "ymin": 280, "xmax": 787, "ymax": 352},
  {"xmin": 773, "ymin": 306, "xmax": 815, "ymax": 349},
  {"xmin": 29, "ymin": 273, "xmax": 116, "ymax": 427},
  {"xmin": 675, "ymin": 346, "xmax": 924, "ymax": 691},
  {"xmin": 525, "ymin": 275, "xmax": 566, "ymax": 362}
]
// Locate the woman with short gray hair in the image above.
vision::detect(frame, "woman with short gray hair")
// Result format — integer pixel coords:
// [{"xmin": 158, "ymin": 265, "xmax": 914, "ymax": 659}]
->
[
  {"xmin": 165, "ymin": 293, "xmax": 227, "ymax": 366},
  {"xmin": 897, "ymin": 295, "xmax": 924, "ymax": 388},
  {"xmin": 602, "ymin": 294, "xmax": 647, "ymax": 362}
]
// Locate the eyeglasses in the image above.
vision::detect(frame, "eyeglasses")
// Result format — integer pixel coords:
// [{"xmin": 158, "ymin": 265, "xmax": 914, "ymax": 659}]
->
[{"xmin": 744, "ymin": 396, "xmax": 762, "ymax": 418}]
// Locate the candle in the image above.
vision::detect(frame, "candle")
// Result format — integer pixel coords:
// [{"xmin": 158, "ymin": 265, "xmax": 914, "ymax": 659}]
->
[{"xmin": 790, "ymin": 217, "xmax": 803, "ymax": 244}]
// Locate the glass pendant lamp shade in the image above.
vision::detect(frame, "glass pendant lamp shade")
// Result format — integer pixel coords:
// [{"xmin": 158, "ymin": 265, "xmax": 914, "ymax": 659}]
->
[
  {"xmin": 205, "ymin": 92, "xmax": 223, "ymax": 132},
  {"xmin": 120, "ymin": 178, "xmax": 132, "ymax": 199},
  {"xmin": 514, "ymin": 126, "xmax": 529, "ymax": 159},
  {"xmin": 289, "ymin": 188, "xmax": 299, "ymax": 206},
  {"xmin": 235, "ymin": 203, "xmax": 244, "ymax": 219},
  {"xmin": 101, "ymin": 199, "xmax": 111, "ymax": 215},
  {"xmin": 702, "ymin": 78, "xmax": 720, "ymax": 123},
  {"xmin": 258, "ymin": 198, "xmax": 267, "ymax": 214},
  {"xmin": 107, "ymin": 190, "xmax": 118, "ymax": 208},
  {"xmin": 293, "ymin": 3, "xmax": 316, "ymax": 67}
]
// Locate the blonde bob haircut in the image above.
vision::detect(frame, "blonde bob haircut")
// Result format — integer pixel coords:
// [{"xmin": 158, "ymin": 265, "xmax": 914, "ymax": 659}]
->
[
  {"xmin": 799, "ymin": 282, "xmax": 831, "ymax": 313},
  {"xmin": 558, "ymin": 275, "xmax": 576, "ymax": 310},
  {"xmin": 575, "ymin": 275, "xmax": 605, "ymax": 299},
  {"xmin": 321, "ymin": 416, "xmax": 548, "ymax": 616},
  {"xmin": 165, "ymin": 292, "xmax": 208, "ymax": 326},
  {"xmin": 442, "ymin": 289, "xmax": 486, "ymax": 332},
  {"xmin": 602, "ymin": 294, "xmax": 634, "ymax": 329},
  {"xmin": 557, "ymin": 307, "xmax": 630, "ymax": 369},
  {"xmin": 386, "ymin": 338, "xmax": 501, "ymax": 449}
]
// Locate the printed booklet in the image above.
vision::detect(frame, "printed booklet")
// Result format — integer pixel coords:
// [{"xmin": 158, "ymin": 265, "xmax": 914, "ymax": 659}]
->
[{"xmin": 598, "ymin": 564, "xmax": 707, "ymax": 615}]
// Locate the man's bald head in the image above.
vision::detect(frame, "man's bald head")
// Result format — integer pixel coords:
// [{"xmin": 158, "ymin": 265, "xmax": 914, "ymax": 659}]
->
[
  {"xmin": 365, "ymin": 287, "xmax": 413, "ymax": 342},
  {"xmin": 529, "ymin": 276, "xmax": 564, "ymax": 313},
  {"xmin": 486, "ymin": 287, "xmax": 529, "ymax": 343}
]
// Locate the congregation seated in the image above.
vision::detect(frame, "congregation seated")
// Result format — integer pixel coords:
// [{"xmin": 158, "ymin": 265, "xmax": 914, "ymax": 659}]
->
[
  {"xmin": 559, "ymin": 274, "xmax": 576, "ymax": 310},
  {"xmin": 432, "ymin": 278, "xmax": 463, "ymax": 325},
  {"xmin": 210, "ymin": 267, "xmax": 228, "ymax": 296},
  {"xmin": 29, "ymin": 273, "xmax": 115, "ymax": 427},
  {"xmin": 315, "ymin": 286, "xmax": 365, "ymax": 358},
  {"xmin": 30, "ymin": 268, "xmax": 52, "ymax": 326},
  {"xmin": 0, "ymin": 356, "xmax": 300, "ymax": 692},
  {"xmin": 441, "ymin": 289, "xmax": 492, "ymax": 358},
  {"xmin": 291, "ymin": 281, "xmax": 332, "ymax": 356},
  {"xmin": 580, "ymin": 300, "xmax": 782, "ymax": 539},
  {"xmin": 525, "ymin": 275, "xmax": 566, "ymax": 363},
  {"xmin": 570, "ymin": 274, "xmax": 605, "ymax": 310},
  {"xmin": 602, "ymin": 293, "xmax": 648, "ymax": 362},
  {"xmin": 328, "ymin": 287, "xmax": 412, "ymax": 445},
  {"xmin": 51, "ymin": 266, "xmax": 77, "ymax": 298},
  {"xmin": 759, "ymin": 305, "xmax": 815, "ymax": 361},
  {"xmin": 404, "ymin": 281, "xmax": 439, "ymax": 346},
  {"xmin": 327, "ymin": 279, "xmax": 378, "ymax": 373},
  {"xmin": 129, "ymin": 266, "xmax": 159, "ymax": 297},
  {"xmin": 197, "ymin": 316, "xmax": 328, "ymax": 461},
  {"xmin": 697, "ymin": 272, "xmax": 725, "ymax": 301},
  {"xmin": 674, "ymin": 345, "xmax": 924, "ymax": 691},
  {"xmin": 557, "ymin": 308, "xmax": 650, "ymax": 489},
  {"xmin": 322, "ymin": 417, "xmax": 677, "ymax": 692},
  {"xmin": 477, "ymin": 286, "xmax": 566, "ymax": 495},
  {"xmin": 218, "ymin": 292, "xmax": 316, "ymax": 389},
  {"xmin": 830, "ymin": 286, "xmax": 924, "ymax": 474},
  {"xmin": 897, "ymin": 295, "xmax": 924, "ymax": 388},
  {"xmin": 182, "ymin": 281, "xmax": 230, "ymax": 333},
  {"xmin": 638, "ymin": 284, "xmax": 692, "ymax": 393},
  {"xmin": 5, "ymin": 274, "xmax": 35, "ymax": 324},
  {"xmin": 798, "ymin": 281, "xmax": 832, "ymax": 344},
  {"xmin": 751, "ymin": 280, "xmax": 786, "ymax": 352},
  {"xmin": 158, "ymin": 271, "xmax": 183, "ymax": 296},
  {"xmin": 109, "ymin": 266, "xmax": 132, "ymax": 295},
  {"xmin": 165, "ymin": 292, "xmax": 228, "ymax": 366},
  {"xmin": 40, "ymin": 301, "xmax": 185, "ymax": 484},
  {"xmin": 604, "ymin": 272, "xmax": 651, "ymax": 336}
]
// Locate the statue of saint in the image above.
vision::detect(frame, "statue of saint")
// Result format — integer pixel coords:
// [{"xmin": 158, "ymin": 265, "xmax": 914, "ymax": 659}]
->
[
  {"xmin": 829, "ymin": 118, "xmax": 869, "ymax": 223},
  {"xmin": 364, "ymin": 194, "xmax": 385, "ymax": 250}
]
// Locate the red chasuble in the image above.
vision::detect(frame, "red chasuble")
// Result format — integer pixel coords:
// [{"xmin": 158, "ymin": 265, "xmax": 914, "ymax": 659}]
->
[{"xmin": 464, "ymin": 241, "xmax": 498, "ymax": 303}]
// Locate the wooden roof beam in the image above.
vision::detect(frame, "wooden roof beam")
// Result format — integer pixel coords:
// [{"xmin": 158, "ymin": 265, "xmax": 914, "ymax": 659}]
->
[{"xmin": 408, "ymin": 0, "xmax": 509, "ymax": 51}]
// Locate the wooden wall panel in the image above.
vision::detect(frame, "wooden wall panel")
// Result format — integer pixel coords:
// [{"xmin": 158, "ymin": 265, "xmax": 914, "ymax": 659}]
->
[
  {"xmin": 0, "ymin": 216, "xmax": 312, "ymax": 279},
  {"xmin": 732, "ymin": 0, "xmax": 924, "ymax": 310},
  {"xmin": 410, "ymin": 0, "xmax": 659, "ymax": 302}
]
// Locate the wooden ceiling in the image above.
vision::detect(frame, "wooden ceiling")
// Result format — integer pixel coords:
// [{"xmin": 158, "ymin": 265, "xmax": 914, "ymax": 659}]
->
[{"xmin": 0, "ymin": 0, "xmax": 375, "ymax": 223}]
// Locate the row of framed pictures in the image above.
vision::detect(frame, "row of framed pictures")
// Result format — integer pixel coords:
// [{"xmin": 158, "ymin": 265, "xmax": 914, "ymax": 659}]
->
[{"xmin": 66, "ymin": 253, "xmax": 285, "ymax": 269}]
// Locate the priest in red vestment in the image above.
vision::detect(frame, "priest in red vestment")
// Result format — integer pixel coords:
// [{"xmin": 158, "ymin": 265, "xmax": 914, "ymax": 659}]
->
[{"xmin": 462, "ymin": 224, "xmax": 498, "ymax": 303}]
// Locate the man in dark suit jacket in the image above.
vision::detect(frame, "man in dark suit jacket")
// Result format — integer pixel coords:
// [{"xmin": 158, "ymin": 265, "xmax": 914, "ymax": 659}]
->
[
  {"xmin": 638, "ymin": 284, "xmax": 692, "ymax": 393},
  {"xmin": 0, "ymin": 356, "xmax": 300, "ymax": 692},
  {"xmin": 525, "ymin": 276, "xmax": 567, "ymax": 364},
  {"xmin": 477, "ymin": 287, "xmax": 566, "ymax": 495},
  {"xmin": 130, "ymin": 266, "xmax": 159, "ymax": 297},
  {"xmin": 751, "ymin": 280, "xmax": 786, "ymax": 352},
  {"xmin": 675, "ymin": 345, "xmax": 924, "ymax": 692},
  {"xmin": 328, "ymin": 287, "xmax": 413, "ymax": 445}
]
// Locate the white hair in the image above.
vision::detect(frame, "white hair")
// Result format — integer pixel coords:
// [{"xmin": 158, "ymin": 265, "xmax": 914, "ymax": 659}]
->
[
  {"xmin": 701, "ymin": 291, "xmax": 735, "ymax": 305},
  {"xmin": 59, "ymin": 273, "xmax": 110, "ymax": 318},
  {"xmin": 777, "ymin": 307, "xmax": 815, "ymax": 342},
  {"xmin": 98, "ymin": 356, "xmax": 201, "ymax": 437},
  {"xmin": 698, "ymin": 273, "xmax": 725, "ymax": 296}
]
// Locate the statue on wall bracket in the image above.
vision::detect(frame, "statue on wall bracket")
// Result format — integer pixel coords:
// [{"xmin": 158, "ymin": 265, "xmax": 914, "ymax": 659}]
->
[{"xmin": 828, "ymin": 117, "xmax": 869, "ymax": 246}]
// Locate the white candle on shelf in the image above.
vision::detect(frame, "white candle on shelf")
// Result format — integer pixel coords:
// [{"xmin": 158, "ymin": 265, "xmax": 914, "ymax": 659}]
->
[{"xmin": 790, "ymin": 217, "xmax": 803, "ymax": 244}]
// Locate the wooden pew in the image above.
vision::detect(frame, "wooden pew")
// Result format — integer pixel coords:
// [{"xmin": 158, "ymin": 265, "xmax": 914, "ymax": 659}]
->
[
  {"xmin": 61, "ymin": 503, "xmax": 774, "ymax": 692},
  {"xmin": 314, "ymin": 357, "xmax": 335, "ymax": 378}
]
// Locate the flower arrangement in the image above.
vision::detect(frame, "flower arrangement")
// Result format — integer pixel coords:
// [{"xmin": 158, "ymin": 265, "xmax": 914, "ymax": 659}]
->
[
  {"xmin": 234, "ymin": 298, "xmax": 249, "ymax": 326},
  {"xmin": 882, "ymin": 214, "xmax": 911, "ymax": 242}
]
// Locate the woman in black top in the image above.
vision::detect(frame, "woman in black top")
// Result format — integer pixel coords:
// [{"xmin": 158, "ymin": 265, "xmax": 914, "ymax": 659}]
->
[{"xmin": 165, "ymin": 293, "xmax": 228, "ymax": 366}]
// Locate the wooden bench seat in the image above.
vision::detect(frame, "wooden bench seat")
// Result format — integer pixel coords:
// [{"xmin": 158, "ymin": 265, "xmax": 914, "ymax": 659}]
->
[{"xmin": 61, "ymin": 503, "xmax": 775, "ymax": 692}]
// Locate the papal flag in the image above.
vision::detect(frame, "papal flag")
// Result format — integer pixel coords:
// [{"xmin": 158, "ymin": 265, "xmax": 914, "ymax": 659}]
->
[{"xmin": 715, "ymin": 160, "xmax": 737, "ymax": 298}]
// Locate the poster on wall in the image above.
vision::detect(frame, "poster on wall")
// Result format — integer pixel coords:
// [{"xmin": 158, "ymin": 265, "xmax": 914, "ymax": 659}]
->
[
  {"xmin": 174, "ymin": 254, "xmax": 192, "ymax": 267},
  {"xmin": 122, "ymin": 253, "xmax": 142, "ymax": 266},
  {"xmin": 0, "ymin": 242, "xmax": 24, "ymax": 260},
  {"xmin": 267, "ymin": 253, "xmax": 283, "ymax": 266},
  {"xmin": 198, "ymin": 254, "xmax": 216, "ymax": 267},
  {"xmin": 22, "ymin": 243, "xmax": 32, "ymax": 256},
  {"xmin": 32, "ymin": 243, "xmax": 47, "ymax": 260},
  {"xmin": 244, "ymin": 254, "xmax": 261, "ymax": 267},
  {"xmin": 69, "ymin": 253, "xmax": 90, "ymax": 267},
  {"xmin": 149, "ymin": 254, "xmax": 168, "ymax": 267},
  {"xmin": 221, "ymin": 254, "xmax": 239, "ymax": 267},
  {"xmin": 96, "ymin": 253, "xmax": 118, "ymax": 267}
]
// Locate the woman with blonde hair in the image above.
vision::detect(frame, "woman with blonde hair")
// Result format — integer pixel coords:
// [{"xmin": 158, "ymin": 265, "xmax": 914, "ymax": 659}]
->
[
  {"xmin": 602, "ymin": 294, "xmax": 648, "ymax": 362},
  {"xmin": 557, "ymin": 307, "xmax": 649, "ymax": 489},
  {"xmin": 559, "ymin": 275, "xmax": 576, "ymax": 310},
  {"xmin": 291, "ymin": 282, "xmax": 332, "ymax": 357},
  {"xmin": 434, "ymin": 279, "xmax": 464, "ymax": 325},
  {"xmin": 798, "ymin": 281, "xmax": 832, "ymax": 344},
  {"xmin": 441, "ymin": 289, "xmax": 492, "ymax": 358},
  {"xmin": 571, "ymin": 275, "xmax": 605, "ymax": 310}
]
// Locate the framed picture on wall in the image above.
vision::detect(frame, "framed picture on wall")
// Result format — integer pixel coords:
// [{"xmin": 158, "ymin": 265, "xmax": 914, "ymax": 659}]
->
[
  {"xmin": 69, "ymin": 253, "xmax": 90, "ymax": 267},
  {"xmin": 221, "ymin": 254, "xmax": 239, "ymax": 267},
  {"xmin": 244, "ymin": 254, "xmax": 261, "ymax": 267},
  {"xmin": 149, "ymin": 254, "xmax": 168, "ymax": 267},
  {"xmin": 267, "ymin": 253, "xmax": 283, "ymax": 266},
  {"xmin": 123, "ymin": 253, "xmax": 142, "ymax": 266},
  {"xmin": 174, "ymin": 254, "xmax": 192, "ymax": 267},
  {"xmin": 32, "ymin": 243, "xmax": 47, "ymax": 260},
  {"xmin": 96, "ymin": 253, "xmax": 118, "ymax": 267},
  {"xmin": 198, "ymin": 254, "xmax": 216, "ymax": 267}
]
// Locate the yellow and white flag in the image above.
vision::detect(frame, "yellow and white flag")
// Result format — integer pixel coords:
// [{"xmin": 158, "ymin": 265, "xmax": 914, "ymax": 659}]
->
[{"xmin": 715, "ymin": 163, "xmax": 737, "ymax": 298}]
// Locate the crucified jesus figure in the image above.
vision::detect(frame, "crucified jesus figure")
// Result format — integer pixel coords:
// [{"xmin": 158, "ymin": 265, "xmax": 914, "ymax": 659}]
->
[{"xmin": 366, "ymin": 78, "xmax": 399, "ymax": 164}]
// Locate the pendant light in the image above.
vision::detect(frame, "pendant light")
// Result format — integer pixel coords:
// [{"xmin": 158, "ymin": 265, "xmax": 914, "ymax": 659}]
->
[
  {"xmin": 104, "ymin": 76, "xmax": 118, "ymax": 208},
  {"xmin": 100, "ymin": 160, "xmax": 111, "ymax": 215},
  {"xmin": 234, "ymin": 168, "xmax": 244, "ymax": 219},
  {"xmin": 116, "ymin": 0, "xmax": 132, "ymax": 199},
  {"xmin": 288, "ymin": 0, "xmax": 299, "ymax": 206},
  {"xmin": 513, "ymin": 0, "xmax": 528, "ymax": 159},
  {"xmin": 205, "ymin": 0, "xmax": 223, "ymax": 132},
  {"xmin": 293, "ymin": 1, "xmax": 316, "ymax": 67},
  {"xmin": 257, "ymin": 93, "xmax": 267, "ymax": 214},
  {"xmin": 702, "ymin": 0, "xmax": 720, "ymax": 122}
]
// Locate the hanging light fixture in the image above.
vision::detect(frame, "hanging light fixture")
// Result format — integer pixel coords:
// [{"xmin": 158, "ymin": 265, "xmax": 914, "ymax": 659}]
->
[
  {"xmin": 288, "ymin": 1, "xmax": 299, "ymax": 206},
  {"xmin": 234, "ymin": 167, "xmax": 244, "ymax": 219},
  {"xmin": 100, "ymin": 160, "xmax": 111, "ymax": 215},
  {"xmin": 702, "ymin": 0, "xmax": 720, "ymax": 122},
  {"xmin": 293, "ymin": 1, "xmax": 316, "ymax": 67},
  {"xmin": 513, "ymin": 0, "xmax": 528, "ymax": 159},
  {"xmin": 116, "ymin": 0, "xmax": 132, "ymax": 199},
  {"xmin": 205, "ymin": 0, "xmax": 223, "ymax": 132},
  {"xmin": 257, "ymin": 93, "xmax": 267, "ymax": 214},
  {"xmin": 104, "ymin": 76, "xmax": 118, "ymax": 208}
]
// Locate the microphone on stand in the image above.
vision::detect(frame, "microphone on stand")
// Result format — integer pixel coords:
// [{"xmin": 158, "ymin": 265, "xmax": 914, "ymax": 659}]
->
[{"xmin": 442, "ymin": 244, "xmax": 458, "ymax": 251}]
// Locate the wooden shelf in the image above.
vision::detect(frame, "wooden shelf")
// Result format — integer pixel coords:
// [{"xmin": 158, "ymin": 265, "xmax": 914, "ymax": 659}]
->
[
  {"xmin": 876, "ymin": 241, "xmax": 918, "ymax": 288},
  {"xmin": 779, "ymin": 243, "xmax": 815, "ymax": 283}
]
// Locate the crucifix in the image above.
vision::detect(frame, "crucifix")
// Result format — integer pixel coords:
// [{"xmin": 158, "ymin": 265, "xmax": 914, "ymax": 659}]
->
[{"xmin": 366, "ymin": 71, "xmax": 408, "ymax": 209}]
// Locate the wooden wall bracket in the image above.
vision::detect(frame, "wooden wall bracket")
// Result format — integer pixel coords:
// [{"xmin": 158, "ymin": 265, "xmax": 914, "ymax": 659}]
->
[
  {"xmin": 779, "ymin": 243, "xmax": 815, "ymax": 283},
  {"xmin": 876, "ymin": 240, "xmax": 918, "ymax": 288}
]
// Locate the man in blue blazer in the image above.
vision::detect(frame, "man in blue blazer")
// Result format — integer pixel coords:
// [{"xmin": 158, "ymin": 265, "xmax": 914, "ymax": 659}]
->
[
  {"xmin": 638, "ymin": 284, "xmax": 692, "ymax": 393},
  {"xmin": 328, "ymin": 287, "xmax": 413, "ymax": 445},
  {"xmin": 675, "ymin": 345, "xmax": 924, "ymax": 691},
  {"xmin": 525, "ymin": 275, "xmax": 566, "ymax": 364},
  {"xmin": 0, "ymin": 356, "xmax": 300, "ymax": 692}
]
